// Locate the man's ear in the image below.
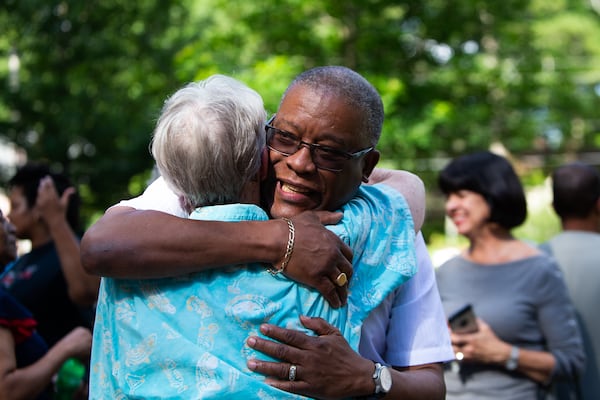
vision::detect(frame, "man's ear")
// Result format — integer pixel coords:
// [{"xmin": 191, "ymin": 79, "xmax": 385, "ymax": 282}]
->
[
  {"xmin": 30, "ymin": 201, "xmax": 43, "ymax": 222},
  {"xmin": 361, "ymin": 150, "xmax": 380, "ymax": 183},
  {"xmin": 259, "ymin": 147, "xmax": 269, "ymax": 181}
]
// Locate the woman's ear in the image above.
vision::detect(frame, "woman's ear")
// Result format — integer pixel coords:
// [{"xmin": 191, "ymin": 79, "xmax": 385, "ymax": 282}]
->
[
  {"xmin": 259, "ymin": 147, "xmax": 269, "ymax": 181},
  {"xmin": 179, "ymin": 196, "xmax": 193, "ymax": 215}
]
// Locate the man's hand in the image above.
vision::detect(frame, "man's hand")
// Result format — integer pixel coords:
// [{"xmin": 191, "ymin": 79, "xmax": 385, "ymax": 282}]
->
[
  {"xmin": 35, "ymin": 176, "xmax": 99, "ymax": 305},
  {"xmin": 246, "ymin": 316, "xmax": 374, "ymax": 399},
  {"xmin": 280, "ymin": 211, "xmax": 353, "ymax": 308},
  {"xmin": 56, "ymin": 326, "xmax": 93, "ymax": 360},
  {"xmin": 36, "ymin": 176, "xmax": 75, "ymax": 227}
]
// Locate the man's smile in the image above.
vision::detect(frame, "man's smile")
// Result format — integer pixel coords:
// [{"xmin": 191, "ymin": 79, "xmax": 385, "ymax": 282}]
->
[
  {"xmin": 274, "ymin": 179, "xmax": 322, "ymax": 210},
  {"xmin": 281, "ymin": 182, "xmax": 311, "ymax": 194}
]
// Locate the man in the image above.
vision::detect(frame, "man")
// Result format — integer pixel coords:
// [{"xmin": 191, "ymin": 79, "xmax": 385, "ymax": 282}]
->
[
  {"xmin": 3, "ymin": 163, "xmax": 98, "ymax": 347},
  {"xmin": 82, "ymin": 66, "xmax": 453, "ymax": 399},
  {"xmin": 541, "ymin": 162, "xmax": 600, "ymax": 400},
  {"xmin": 91, "ymin": 74, "xmax": 417, "ymax": 398}
]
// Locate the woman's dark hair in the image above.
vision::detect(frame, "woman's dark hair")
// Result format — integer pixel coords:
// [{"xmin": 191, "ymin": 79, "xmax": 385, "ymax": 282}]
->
[
  {"xmin": 438, "ymin": 151, "xmax": 527, "ymax": 229},
  {"xmin": 8, "ymin": 162, "xmax": 81, "ymax": 233}
]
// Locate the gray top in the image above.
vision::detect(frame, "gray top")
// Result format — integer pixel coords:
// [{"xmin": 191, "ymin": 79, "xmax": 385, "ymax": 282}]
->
[
  {"xmin": 436, "ymin": 254, "xmax": 584, "ymax": 400},
  {"xmin": 542, "ymin": 231, "xmax": 600, "ymax": 400}
]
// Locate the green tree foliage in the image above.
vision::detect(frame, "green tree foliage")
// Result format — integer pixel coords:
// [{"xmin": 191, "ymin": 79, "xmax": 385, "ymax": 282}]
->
[
  {"xmin": 175, "ymin": 0, "xmax": 600, "ymax": 237},
  {"xmin": 0, "ymin": 0, "xmax": 188, "ymax": 222},
  {"xmin": 1, "ymin": 0, "xmax": 599, "ymax": 235},
  {"xmin": 177, "ymin": 0, "xmax": 600, "ymax": 170}
]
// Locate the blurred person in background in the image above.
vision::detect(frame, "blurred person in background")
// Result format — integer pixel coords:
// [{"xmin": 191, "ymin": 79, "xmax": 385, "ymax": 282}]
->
[
  {"xmin": 540, "ymin": 161, "xmax": 600, "ymax": 399},
  {"xmin": 0, "ymin": 209, "xmax": 17, "ymax": 267},
  {"xmin": 435, "ymin": 151, "xmax": 584, "ymax": 400},
  {"xmin": 0, "ymin": 208, "xmax": 92, "ymax": 400},
  {"xmin": 2, "ymin": 162, "xmax": 98, "ymax": 347}
]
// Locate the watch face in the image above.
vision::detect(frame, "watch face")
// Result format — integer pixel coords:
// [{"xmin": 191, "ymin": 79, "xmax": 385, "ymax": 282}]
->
[{"xmin": 380, "ymin": 366, "xmax": 392, "ymax": 392}]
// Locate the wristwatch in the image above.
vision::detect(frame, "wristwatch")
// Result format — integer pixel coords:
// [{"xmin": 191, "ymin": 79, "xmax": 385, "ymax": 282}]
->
[
  {"xmin": 505, "ymin": 345, "xmax": 520, "ymax": 371},
  {"xmin": 370, "ymin": 362, "xmax": 392, "ymax": 397}
]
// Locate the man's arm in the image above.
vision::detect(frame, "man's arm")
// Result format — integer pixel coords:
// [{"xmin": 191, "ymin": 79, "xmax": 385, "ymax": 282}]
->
[
  {"xmin": 81, "ymin": 206, "xmax": 353, "ymax": 307},
  {"xmin": 367, "ymin": 168, "xmax": 426, "ymax": 232},
  {"xmin": 0, "ymin": 326, "xmax": 92, "ymax": 399},
  {"xmin": 37, "ymin": 176, "xmax": 100, "ymax": 306}
]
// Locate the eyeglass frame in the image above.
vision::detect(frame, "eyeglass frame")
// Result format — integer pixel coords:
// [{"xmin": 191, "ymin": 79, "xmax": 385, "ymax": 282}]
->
[{"xmin": 265, "ymin": 115, "xmax": 374, "ymax": 172}]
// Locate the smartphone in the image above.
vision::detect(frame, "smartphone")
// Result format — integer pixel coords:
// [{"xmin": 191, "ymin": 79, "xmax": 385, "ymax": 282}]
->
[{"xmin": 448, "ymin": 304, "xmax": 479, "ymax": 333}]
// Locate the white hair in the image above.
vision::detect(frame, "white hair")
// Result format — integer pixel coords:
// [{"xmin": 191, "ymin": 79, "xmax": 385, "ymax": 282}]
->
[{"xmin": 150, "ymin": 75, "xmax": 266, "ymax": 207}]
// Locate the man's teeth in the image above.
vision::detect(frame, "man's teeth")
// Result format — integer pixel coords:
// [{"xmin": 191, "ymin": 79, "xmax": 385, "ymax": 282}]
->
[{"xmin": 282, "ymin": 183, "xmax": 309, "ymax": 194}]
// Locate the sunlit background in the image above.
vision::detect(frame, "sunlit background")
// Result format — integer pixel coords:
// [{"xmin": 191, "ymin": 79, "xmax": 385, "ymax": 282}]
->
[{"xmin": 1, "ymin": 0, "xmax": 599, "ymax": 256}]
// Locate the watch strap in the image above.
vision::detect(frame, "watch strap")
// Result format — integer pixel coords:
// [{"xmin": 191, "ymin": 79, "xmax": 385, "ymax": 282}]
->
[
  {"xmin": 359, "ymin": 362, "xmax": 388, "ymax": 399},
  {"xmin": 505, "ymin": 345, "xmax": 520, "ymax": 370},
  {"xmin": 374, "ymin": 362, "xmax": 384, "ymax": 393}
]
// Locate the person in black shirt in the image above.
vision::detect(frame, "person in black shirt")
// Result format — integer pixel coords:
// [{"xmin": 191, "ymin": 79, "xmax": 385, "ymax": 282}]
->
[
  {"xmin": 0, "ymin": 208, "xmax": 91, "ymax": 399},
  {"xmin": 2, "ymin": 162, "xmax": 98, "ymax": 347}
]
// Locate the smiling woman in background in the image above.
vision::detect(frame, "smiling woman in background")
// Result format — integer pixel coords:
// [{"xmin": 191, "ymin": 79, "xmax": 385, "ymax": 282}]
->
[{"xmin": 435, "ymin": 151, "xmax": 584, "ymax": 400}]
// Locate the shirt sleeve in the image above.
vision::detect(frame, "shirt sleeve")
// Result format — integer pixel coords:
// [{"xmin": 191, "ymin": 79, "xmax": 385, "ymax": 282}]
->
[
  {"xmin": 0, "ymin": 289, "xmax": 38, "ymax": 345},
  {"xmin": 111, "ymin": 176, "xmax": 187, "ymax": 218},
  {"xmin": 535, "ymin": 259, "xmax": 585, "ymax": 380},
  {"xmin": 383, "ymin": 232, "xmax": 454, "ymax": 366}
]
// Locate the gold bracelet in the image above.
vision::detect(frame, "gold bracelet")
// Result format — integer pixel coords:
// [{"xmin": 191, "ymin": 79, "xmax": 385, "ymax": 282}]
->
[{"xmin": 268, "ymin": 218, "xmax": 295, "ymax": 275}]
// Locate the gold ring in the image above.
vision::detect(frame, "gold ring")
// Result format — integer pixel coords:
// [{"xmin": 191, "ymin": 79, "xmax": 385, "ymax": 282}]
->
[{"xmin": 335, "ymin": 272, "xmax": 348, "ymax": 287}]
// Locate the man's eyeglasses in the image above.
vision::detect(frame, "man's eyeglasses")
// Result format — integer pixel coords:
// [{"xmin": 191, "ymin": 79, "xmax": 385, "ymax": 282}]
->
[{"xmin": 265, "ymin": 116, "xmax": 373, "ymax": 172}]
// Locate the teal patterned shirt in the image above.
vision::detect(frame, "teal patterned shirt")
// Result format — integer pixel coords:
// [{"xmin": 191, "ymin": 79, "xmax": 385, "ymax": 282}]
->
[{"xmin": 89, "ymin": 184, "xmax": 415, "ymax": 399}]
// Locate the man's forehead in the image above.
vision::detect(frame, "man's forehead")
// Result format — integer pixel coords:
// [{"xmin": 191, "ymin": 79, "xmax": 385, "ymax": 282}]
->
[
  {"xmin": 282, "ymin": 83, "xmax": 337, "ymax": 103},
  {"xmin": 279, "ymin": 85, "xmax": 360, "ymax": 123}
]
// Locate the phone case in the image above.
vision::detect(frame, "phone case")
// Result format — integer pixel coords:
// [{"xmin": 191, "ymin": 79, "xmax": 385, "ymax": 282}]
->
[{"xmin": 448, "ymin": 304, "xmax": 478, "ymax": 333}]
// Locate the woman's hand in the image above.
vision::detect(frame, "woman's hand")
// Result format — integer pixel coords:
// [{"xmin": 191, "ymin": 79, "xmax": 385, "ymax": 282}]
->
[{"xmin": 451, "ymin": 318, "xmax": 511, "ymax": 365}]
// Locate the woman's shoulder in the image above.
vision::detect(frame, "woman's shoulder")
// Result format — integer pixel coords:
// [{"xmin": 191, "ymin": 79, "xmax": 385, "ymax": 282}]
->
[
  {"xmin": 505, "ymin": 251, "xmax": 566, "ymax": 291},
  {"xmin": 436, "ymin": 255, "xmax": 470, "ymax": 278}
]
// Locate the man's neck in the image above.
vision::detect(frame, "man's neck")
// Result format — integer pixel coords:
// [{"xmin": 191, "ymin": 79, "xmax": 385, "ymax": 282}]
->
[
  {"xmin": 26, "ymin": 222, "xmax": 53, "ymax": 249},
  {"xmin": 562, "ymin": 217, "xmax": 600, "ymax": 233}
]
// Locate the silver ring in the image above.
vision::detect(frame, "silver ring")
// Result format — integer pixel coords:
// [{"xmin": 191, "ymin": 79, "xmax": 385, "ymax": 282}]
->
[{"xmin": 288, "ymin": 364, "xmax": 297, "ymax": 381}]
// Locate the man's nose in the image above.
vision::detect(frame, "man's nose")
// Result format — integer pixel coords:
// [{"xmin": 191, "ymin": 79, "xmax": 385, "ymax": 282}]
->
[{"xmin": 286, "ymin": 145, "xmax": 317, "ymax": 173}]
